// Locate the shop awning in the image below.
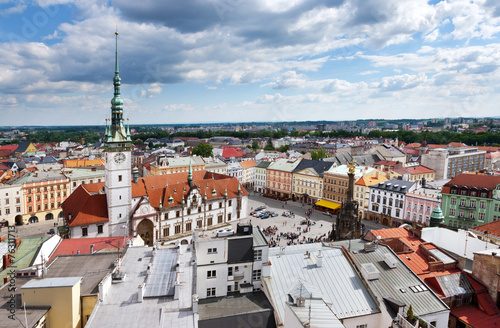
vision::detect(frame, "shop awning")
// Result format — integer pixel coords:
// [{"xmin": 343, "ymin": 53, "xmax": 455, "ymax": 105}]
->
[{"xmin": 315, "ymin": 200, "xmax": 341, "ymax": 210}]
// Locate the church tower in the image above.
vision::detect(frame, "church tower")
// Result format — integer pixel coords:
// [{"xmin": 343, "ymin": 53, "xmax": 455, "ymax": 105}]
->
[{"xmin": 104, "ymin": 31, "xmax": 132, "ymax": 237}]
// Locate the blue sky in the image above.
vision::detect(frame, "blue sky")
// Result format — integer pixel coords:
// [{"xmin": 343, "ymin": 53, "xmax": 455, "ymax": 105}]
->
[{"xmin": 1, "ymin": 0, "xmax": 500, "ymax": 126}]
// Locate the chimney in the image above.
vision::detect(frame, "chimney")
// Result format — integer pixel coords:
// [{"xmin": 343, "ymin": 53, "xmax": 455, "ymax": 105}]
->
[
  {"xmin": 90, "ymin": 244, "xmax": 94, "ymax": 254},
  {"xmin": 133, "ymin": 167, "xmax": 139, "ymax": 184},
  {"xmin": 138, "ymin": 283, "xmax": 144, "ymax": 303},
  {"xmin": 316, "ymin": 250, "xmax": 323, "ymax": 268}
]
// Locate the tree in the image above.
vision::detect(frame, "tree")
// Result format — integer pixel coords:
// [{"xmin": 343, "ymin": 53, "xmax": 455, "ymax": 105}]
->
[
  {"xmin": 278, "ymin": 144, "xmax": 290, "ymax": 153},
  {"xmin": 192, "ymin": 142, "xmax": 213, "ymax": 157},
  {"xmin": 251, "ymin": 140, "xmax": 259, "ymax": 151},
  {"xmin": 264, "ymin": 138, "xmax": 274, "ymax": 151},
  {"xmin": 310, "ymin": 148, "xmax": 327, "ymax": 160}
]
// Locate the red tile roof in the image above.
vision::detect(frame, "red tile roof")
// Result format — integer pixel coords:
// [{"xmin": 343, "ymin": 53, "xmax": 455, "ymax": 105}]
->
[
  {"xmin": 47, "ymin": 236, "xmax": 131, "ymax": 263},
  {"xmin": 402, "ymin": 148, "xmax": 420, "ymax": 155},
  {"xmin": 392, "ymin": 165, "xmax": 435, "ymax": 176},
  {"xmin": 62, "ymin": 185, "xmax": 108, "ymax": 227},
  {"xmin": 444, "ymin": 173, "xmax": 500, "ymax": 191},
  {"xmin": 63, "ymin": 171, "xmax": 248, "ymax": 227},
  {"xmin": 452, "ymin": 305, "xmax": 500, "ymax": 327},
  {"xmin": 470, "ymin": 220, "xmax": 500, "ymax": 240},
  {"xmin": 0, "ymin": 145, "xmax": 18, "ymax": 151},
  {"xmin": 221, "ymin": 147, "xmax": 245, "ymax": 159},
  {"xmin": 374, "ymin": 160, "xmax": 402, "ymax": 167}
]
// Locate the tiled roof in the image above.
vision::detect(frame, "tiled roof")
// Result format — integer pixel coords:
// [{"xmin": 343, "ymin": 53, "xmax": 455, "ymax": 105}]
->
[
  {"xmin": 451, "ymin": 303, "xmax": 500, "ymax": 327},
  {"xmin": 406, "ymin": 143, "xmax": 421, "ymax": 148},
  {"xmin": 374, "ymin": 160, "xmax": 402, "ymax": 167},
  {"xmin": 221, "ymin": 147, "xmax": 245, "ymax": 158},
  {"xmin": 0, "ymin": 145, "xmax": 18, "ymax": 151},
  {"xmin": 62, "ymin": 185, "xmax": 108, "ymax": 227},
  {"xmin": 402, "ymin": 148, "xmax": 420, "ymax": 155},
  {"xmin": 443, "ymin": 173, "xmax": 500, "ymax": 191},
  {"xmin": 64, "ymin": 171, "xmax": 248, "ymax": 227},
  {"xmin": 470, "ymin": 220, "xmax": 500, "ymax": 239},
  {"xmin": 448, "ymin": 142, "xmax": 468, "ymax": 148},
  {"xmin": 47, "ymin": 236, "xmax": 132, "ymax": 263},
  {"xmin": 392, "ymin": 165, "xmax": 435, "ymax": 175},
  {"xmin": 240, "ymin": 159, "xmax": 257, "ymax": 169},
  {"xmin": 355, "ymin": 175, "xmax": 387, "ymax": 187}
]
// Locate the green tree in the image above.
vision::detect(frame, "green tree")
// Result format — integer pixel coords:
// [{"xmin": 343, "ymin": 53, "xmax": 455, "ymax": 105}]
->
[
  {"xmin": 192, "ymin": 142, "xmax": 213, "ymax": 157},
  {"xmin": 264, "ymin": 138, "xmax": 274, "ymax": 151},
  {"xmin": 278, "ymin": 144, "xmax": 290, "ymax": 153},
  {"xmin": 251, "ymin": 140, "xmax": 259, "ymax": 151},
  {"xmin": 310, "ymin": 148, "xmax": 327, "ymax": 160}
]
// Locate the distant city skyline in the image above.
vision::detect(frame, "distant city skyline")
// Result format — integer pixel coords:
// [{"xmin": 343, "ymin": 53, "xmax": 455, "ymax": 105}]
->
[{"xmin": 1, "ymin": 1, "xmax": 500, "ymax": 126}]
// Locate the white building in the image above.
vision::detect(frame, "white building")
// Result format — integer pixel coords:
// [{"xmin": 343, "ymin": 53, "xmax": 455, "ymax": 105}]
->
[
  {"xmin": 203, "ymin": 157, "xmax": 228, "ymax": 175},
  {"xmin": 227, "ymin": 162, "xmax": 243, "ymax": 183},
  {"xmin": 63, "ymin": 167, "xmax": 106, "ymax": 193},
  {"xmin": 367, "ymin": 179, "xmax": 416, "ymax": 226},
  {"xmin": 193, "ymin": 223, "xmax": 269, "ymax": 300},
  {"xmin": 0, "ymin": 183, "xmax": 23, "ymax": 226}
]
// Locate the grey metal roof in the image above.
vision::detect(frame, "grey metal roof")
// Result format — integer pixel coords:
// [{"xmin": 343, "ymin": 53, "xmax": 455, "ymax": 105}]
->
[
  {"xmin": 263, "ymin": 243, "xmax": 379, "ymax": 324},
  {"xmin": 435, "ymin": 273, "xmax": 474, "ymax": 298},
  {"xmin": 350, "ymin": 244, "xmax": 449, "ymax": 318},
  {"xmin": 0, "ymin": 242, "xmax": 8, "ymax": 259},
  {"xmin": 267, "ymin": 158, "xmax": 302, "ymax": 172},
  {"xmin": 428, "ymin": 248, "xmax": 455, "ymax": 265},
  {"xmin": 144, "ymin": 248, "xmax": 178, "ymax": 297},
  {"xmin": 21, "ymin": 276, "xmax": 82, "ymax": 289},
  {"xmin": 371, "ymin": 179, "xmax": 415, "ymax": 193},
  {"xmin": 287, "ymin": 299, "xmax": 344, "ymax": 328}
]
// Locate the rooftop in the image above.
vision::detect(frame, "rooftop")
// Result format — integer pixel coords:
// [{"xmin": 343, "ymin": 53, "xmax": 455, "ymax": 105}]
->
[
  {"xmin": 263, "ymin": 243, "xmax": 379, "ymax": 326},
  {"xmin": 21, "ymin": 276, "xmax": 82, "ymax": 289}
]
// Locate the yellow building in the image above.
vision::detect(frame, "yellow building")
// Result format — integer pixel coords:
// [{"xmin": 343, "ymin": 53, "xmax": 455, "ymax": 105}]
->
[
  {"xmin": 148, "ymin": 155, "xmax": 205, "ymax": 176},
  {"xmin": 354, "ymin": 173, "xmax": 388, "ymax": 220},
  {"xmin": 21, "ymin": 277, "xmax": 82, "ymax": 328}
]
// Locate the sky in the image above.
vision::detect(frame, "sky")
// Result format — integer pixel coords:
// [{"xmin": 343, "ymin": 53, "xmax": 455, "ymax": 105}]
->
[{"xmin": 1, "ymin": 0, "xmax": 500, "ymax": 126}]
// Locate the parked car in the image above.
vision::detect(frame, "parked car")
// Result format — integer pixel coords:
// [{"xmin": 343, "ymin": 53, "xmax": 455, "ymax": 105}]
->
[
  {"xmin": 261, "ymin": 214, "xmax": 270, "ymax": 219},
  {"xmin": 270, "ymin": 212, "xmax": 278, "ymax": 217},
  {"xmin": 255, "ymin": 206, "xmax": 266, "ymax": 211}
]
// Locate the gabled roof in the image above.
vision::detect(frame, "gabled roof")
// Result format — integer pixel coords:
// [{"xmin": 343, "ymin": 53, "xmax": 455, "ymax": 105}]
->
[
  {"xmin": 393, "ymin": 165, "xmax": 435, "ymax": 176},
  {"xmin": 470, "ymin": 220, "xmax": 500, "ymax": 240},
  {"xmin": 221, "ymin": 147, "xmax": 245, "ymax": 159},
  {"xmin": 256, "ymin": 160, "xmax": 271, "ymax": 168},
  {"xmin": 292, "ymin": 159, "xmax": 333, "ymax": 177},
  {"xmin": 62, "ymin": 185, "xmax": 108, "ymax": 227},
  {"xmin": 240, "ymin": 159, "xmax": 257, "ymax": 169},
  {"xmin": 356, "ymin": 174, "xmax": 387, "ymax": 187},
  {"xmin": 48, "ymin": 236, "xmax": 132, "ymax": 263}
]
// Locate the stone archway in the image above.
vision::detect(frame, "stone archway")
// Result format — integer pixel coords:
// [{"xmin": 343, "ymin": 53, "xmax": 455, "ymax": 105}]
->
[
  {"xmin": 180, "ymin": 239, "xmax": 189, "ymax": 245},
  {"xmin": 382, "ymin": 218, "xmax": 389, "ymax": 226},
  {"xmin": 137, "ymin": 219, "xmax": 154, "ymax": 246},
  {"xmin": 45, "ymin": 213, "xmax": 54, "ymax": 221},
  {"xmin": 58, "ymin": 211, "xmax": 64, "ymax": 219},
  {"xmin": 15, "ymin": 215, "xmax": 23, "ymax": 225},
  {"xmin": 29, "ymin": 216, "xmax": 39, "ymax": 224}
]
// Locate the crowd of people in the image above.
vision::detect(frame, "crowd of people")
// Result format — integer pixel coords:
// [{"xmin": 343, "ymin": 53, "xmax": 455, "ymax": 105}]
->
[{"xmin": 262, "ymin": 224, "xmax": 330, "ymax": 248}]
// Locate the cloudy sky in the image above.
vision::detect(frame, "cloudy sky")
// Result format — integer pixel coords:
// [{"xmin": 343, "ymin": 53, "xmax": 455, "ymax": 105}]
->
[{"xmin": 1, "ymin": 0, "xmax": 500, "ymax": 126}]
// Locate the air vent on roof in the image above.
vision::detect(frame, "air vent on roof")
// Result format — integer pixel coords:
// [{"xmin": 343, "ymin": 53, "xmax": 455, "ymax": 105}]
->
[
  {"xmin": 384, "ymin": 253, "xmax": 397, "ymax": 268},
  {"xmin": 386, "ymin": 183, "xmax": 391, "ymax": 187},
  {"xmin": 402, "ymin": 186, "xmax": 407, "ymax": 189},
  {"xmin": 361, "ymin": 263, "xmax": 380, "ymax": 281},
  {"xmin": 394, "ymin": 184, "xmax": 399, "ymax": 188}
]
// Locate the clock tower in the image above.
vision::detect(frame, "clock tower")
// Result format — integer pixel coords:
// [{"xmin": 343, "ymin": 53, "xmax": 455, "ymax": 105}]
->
[{"xmin": 104, "ymin": 31, "xmax": 132, "ymax": 237}]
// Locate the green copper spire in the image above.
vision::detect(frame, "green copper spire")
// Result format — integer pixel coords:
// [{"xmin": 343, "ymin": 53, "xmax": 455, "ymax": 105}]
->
[
  {"xmin": 429, "ymin": 204, "xmax": 444, "ymax": 227},
  {"xmin": 105, "ymin": 30, "xmax": 130, "ymax": 150}
]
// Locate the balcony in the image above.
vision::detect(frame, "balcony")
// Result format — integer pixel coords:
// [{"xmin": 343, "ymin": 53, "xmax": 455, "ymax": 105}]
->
[
  {"xmin": 233, "ymin": 271, "xmax": 244, "ymax": 280},
  {"xmin": 458, "ymin": 205, "xmax": 475, "ymax": 210}
]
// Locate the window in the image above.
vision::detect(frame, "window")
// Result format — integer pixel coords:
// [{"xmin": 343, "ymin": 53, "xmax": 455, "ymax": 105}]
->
[
  {"xmin": 479, "ymin": 213, "xmax": 485, "ymax": 221},
  {"xmin": 206, "ymin": 288, "xmax": 216, "ymax": 297},
  {"xmin": 163, "ymin": 227, "xmax": 169, "ymax": 237},
  {"xmin": 208, "ymin": 248, "xmax": 217, "ymax": 254},
  {"xmin": 82, "ymin": 227, "xmax": 88, "ymax": 236},
  {"xmin": 164, "ymin": 213, "xmax": 169, "ymax": 220},
  {"xmin": 459, "ymin": 210, "xmax": 464, "ymax": 218},
  {"xmin": 208, "ymin": 204, "xmax": 212, "ymax": 211},
  {"xmin": 219, "ymin": 202, "xmax": 222, "ymax": 208},
  {"xmin": 118, "ymin": 175, "xmax": 122, "ymax": 182},
  {"xmin": 470, "ymin": 200, "xmax": 476, "ymax": 208},
  {"xmin": 176, "ymin": 211, "xmax": 180, "ymax": 218},
  {"xmin": 450, "ymin": 197, "xmax": 456, "ymax": 205},
  {"xmin": 254, "ymin": 249, "xmax": 262, "ymax": 261},
  {"xmin": 207, "ymin": 270, "xmax": 216, "ymax": 278},
  {"xmin": 253, "ymin": 269, "xmax": 261, "ymax": 280},
  {"xmin": 218, "ymin": 214, "xmax": 223, "ymax": 223},
  {"xmin": 228, "ymin": 200, "xmax": 232, "ymax": 206},
  {"xmin": 479, "ymin": 201, "xmax": 486, "ymax": 209},
  {"xmin": 97, "ymin": 225, "xmax": 103, "ymax": 234},
  {"xmin": 16, "ymin": 198, "xmax": 20, "ymax": 204},
  {"xmin": 234, "ymin": 282, "xmax": 239, "ymax": 291},
  {"xmin": 16, "ymin": 206, "xmax": 20, "ymax": 213},
  {"xmin": 459, "ymin": 199, "xmax": 466, "ymax": 206},
  {"xmin": 449, "ymin": 208, "xmax": 455, "ymax": 217},
  {"xmin": 208, "ymin": 217, "xmax": 213, "ymax": 226},
  {"xmin": 228, "ymin": 267, "xmax": 233, "ymax": 276},
  {"xmin": 227, "ymin": 213, "xmax": 231, "ymax": 221},
  {"xmin": 28, "ymin": 196, "xmax": 32, "ymax": 202},
  {"xmin": 5, "ymin": 209, "xmax": 10, "ymax": 215},
  {"xmin": 356, "ymin": 325, "xmax": 368, "ymax": 328},
  {"xmin": 174, "ymin": 224, "xmax": 181, "ymax": 234},
  {"xmin": 469, "ymin": 211, "xmax": 475, "ymax": 219},
  {"xmin": 185, "ymin": 222, "xmax": 192, "ymax": 231}
]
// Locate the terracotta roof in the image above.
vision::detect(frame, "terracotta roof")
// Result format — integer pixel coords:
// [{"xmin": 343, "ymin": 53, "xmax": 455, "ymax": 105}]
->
[
  {"xmin": 47, "ymin": 236, "xmax": 131, "ymax": 263},
  {"xmin": 451, "ymin": 304, "xmax": 500, "ymax": 327},
  {"xmin": 221, "ymin": 147, "xmax": 245, "ymax": 159},
  {"xmin": 444, "ymin": 173, "xmax": 500, "ymax": 191},
  {"xmin": 62, "ymin": 185, "xmax": 108, "ymax": 227},
  {"xmin": 448, "ymin": 142, "xmax": 468, "ymax": 148},
  {"xmin": 240, "ymin": 159, "xmax": 258, "ymax": 169},
  {"xmin": 64, "ymin": 170, "xmax": 248, "ymax": 228},
  {"xmin": 0, "ymin": 149, "xmax": 15, "ymax": 157},
  {"xmin": 477, "ymin": 146, "xmax": 500, "ymax": 152},
  {"xmin": 470, "ymin": 220, "xmax": 500, "ymax": 239},
  {"xmin": 406, "ymin": 143, "xmax": 421, "ymax": 148},
  {"xmin": 0, "ymin": 145, "xmax": 18, "ymax": 151},
  {"xmin": 369, "ymin": 227, "xmax": 461, "ymax": 280},
  {"xmin": 402, "ymin": 148, "xmax": 420, "ymax": 155},
  {"xmin": 392, "ymin": 165, "xmax": 435, "ymax": 175},
  {"xmin": 355, "ymin": 175, "xmax": 387, "ymax": 187},
  {"xmin": 427, "ymin": 144, "xmax": 447, "ymax": 149}
]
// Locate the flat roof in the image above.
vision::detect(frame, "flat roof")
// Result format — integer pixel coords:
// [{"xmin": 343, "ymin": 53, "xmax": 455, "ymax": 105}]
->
[
  {"xmin": 198, "ymin": 291, "xmax": 273, "ymax": 320},
  {"xmin": 263, "ymin": 243, "xmax": 379, "ymax": 324},
  {"xmin": 46, "ymin": 254, "xmax": 116, "ymax": 295},
  {"xmin": 253, "ymin": 226, "xmax": 268, "ymax": 247},
  {"xmin": 144, "ymin": 248, "xmax": 178, "ymax": 297},
  {"xmin": 287, "ymin": 299, "xmax": 344, "ymax": 328},
  {"xmin": 22, "ymin": 277, "xmax": 82, "ymax": 289}
]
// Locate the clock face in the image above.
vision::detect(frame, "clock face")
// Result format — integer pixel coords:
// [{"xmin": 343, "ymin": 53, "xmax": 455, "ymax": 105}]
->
[{"xmin": 113, "ymin": 152, "xmax": 126, "ymax": 165}]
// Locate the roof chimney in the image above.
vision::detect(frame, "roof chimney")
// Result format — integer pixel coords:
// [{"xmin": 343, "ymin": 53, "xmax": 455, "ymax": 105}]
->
[{"xmin": 316, "ymin": 250, "xmax": 323, "ymax": 268}]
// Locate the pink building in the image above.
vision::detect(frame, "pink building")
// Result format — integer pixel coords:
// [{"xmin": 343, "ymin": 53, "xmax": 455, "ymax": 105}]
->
[{"xmin": 404, "ymin": 186, "xmax": 441, "ymax": 226}]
